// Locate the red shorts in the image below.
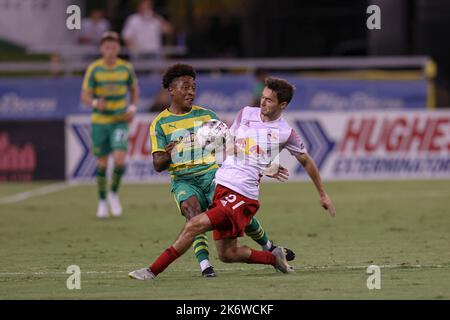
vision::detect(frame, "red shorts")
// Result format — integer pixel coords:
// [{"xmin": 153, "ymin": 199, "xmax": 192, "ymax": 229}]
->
[{"xmin": 206, "ymin": 184, "xmax": 260, "ymax": 240}]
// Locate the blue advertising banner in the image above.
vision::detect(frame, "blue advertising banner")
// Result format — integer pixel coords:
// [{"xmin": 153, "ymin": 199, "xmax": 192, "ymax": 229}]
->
[
  {"xmin": 66, "ymin": 110, "xmax": 450, "ymax": 182},
  {"xmin": 283, "ymin": 77, "xmax": 428, "ymax": 111},
  {"xmin": 0, "ymin": 74, "xmax": 428, "ymax": 120}
]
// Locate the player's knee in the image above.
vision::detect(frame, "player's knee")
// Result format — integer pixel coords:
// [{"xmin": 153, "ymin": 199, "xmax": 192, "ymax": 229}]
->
[
  {"xmin": 180, "ymin": 202, "xmax": 192, "ymax": 219},
  {"xmin": 115, "ymin": 159, "xmax": 125, "ymax": 167},
  {"xmin": 113, "ymin": 157, "xmax": 125, "ymax": 167},
  {"xmin": 217, "ymin": 251, "xmax": 232, "ymax": 263},
  {"xmin": 181, "ymin": 202, "xmax": 201, "ymax": 220},
  {"xmin": 97, "ymin": 158, "xmax": 108, "ymax": 168},
  {"xmin": 183, "ymin": 219, "xmax": 201, "ymax": 239},
  {"xmin": 217, "ymin": 248, "xmax": 237, "ymax": 263}
]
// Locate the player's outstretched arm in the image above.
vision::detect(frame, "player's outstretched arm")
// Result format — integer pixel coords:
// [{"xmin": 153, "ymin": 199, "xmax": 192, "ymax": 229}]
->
[
  {"xmin": 152, "ymin": 142, "xmax": 177, "ymax": 172},
  {"xmin": 295, "ymin": 153, "xmax": 336, "ymax": 217}
]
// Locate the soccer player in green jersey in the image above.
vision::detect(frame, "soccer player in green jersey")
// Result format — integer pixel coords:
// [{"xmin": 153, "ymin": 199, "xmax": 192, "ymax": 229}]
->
[
  {"xmin": 149, "ymin": 64, "xmax": 294, "ymax": 277},
  {"xmin": 81, "ymin": 31, "xmax": 139, "ymax": 218}
]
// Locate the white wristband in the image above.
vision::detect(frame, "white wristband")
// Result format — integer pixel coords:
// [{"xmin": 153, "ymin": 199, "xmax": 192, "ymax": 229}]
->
[
  {"xmin": 128, "ymin": 104, "xmax": 137, "ymax": 113},
  {"xmin": 92, "ymin": 99, "xmax": 99, "ymax": 108}
]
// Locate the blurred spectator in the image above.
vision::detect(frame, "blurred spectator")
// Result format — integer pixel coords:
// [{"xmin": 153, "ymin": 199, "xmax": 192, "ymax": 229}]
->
[
  {"xmin": 121, "ymin": 0, "xmax": 173, "ymax": 59},
  {"xmin": 251, "ymin": 68, "xmax": 269, "ymax": 106},
  {"xmin": 149, "ymin": 88, "xmax": 171, "ymax": 112},
  {"xmin": 78, "ymin": 9, "xmax": 111, "ymax": 45}
]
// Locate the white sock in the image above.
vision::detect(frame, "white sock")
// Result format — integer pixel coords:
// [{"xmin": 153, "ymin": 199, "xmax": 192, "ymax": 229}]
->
[
  {"xmin": 199, "ymin": 259, "xmax": 211, "ymax": 271},
  {"xmin": 262, "ymin": 240, "xmax": 273, "ymax": 251}
]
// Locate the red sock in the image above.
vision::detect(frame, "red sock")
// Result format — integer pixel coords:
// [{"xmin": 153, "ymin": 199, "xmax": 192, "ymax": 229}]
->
[
  {"xmin": 149, "ymin": 246, "xmax": 180, "ymax": 276},
  {"xmin": 248, "ymin": 249, "xmax": 276, "ymax": 266}
]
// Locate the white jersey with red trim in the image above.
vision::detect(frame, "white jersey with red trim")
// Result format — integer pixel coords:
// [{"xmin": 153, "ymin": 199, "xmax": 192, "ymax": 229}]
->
[{"xmin": 215, "ymin": 106, "xmax": 307, "ymax": 200}]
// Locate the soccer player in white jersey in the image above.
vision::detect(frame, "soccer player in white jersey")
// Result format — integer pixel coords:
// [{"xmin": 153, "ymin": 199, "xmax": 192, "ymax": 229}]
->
[{"xmin": 129, "ymin": 77, "xmax": 336, "ymax": 280}]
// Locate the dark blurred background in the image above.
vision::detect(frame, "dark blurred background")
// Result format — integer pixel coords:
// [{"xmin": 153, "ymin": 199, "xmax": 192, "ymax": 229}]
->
[{"xmin": 75, "ymin": 0, "xmax": 450, "ymax": 104}]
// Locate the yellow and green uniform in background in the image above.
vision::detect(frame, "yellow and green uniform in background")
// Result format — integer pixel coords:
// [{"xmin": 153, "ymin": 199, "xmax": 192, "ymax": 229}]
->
[{"xmin": 82, "ymin": 58, "xmax": 138, "ymax": 156}]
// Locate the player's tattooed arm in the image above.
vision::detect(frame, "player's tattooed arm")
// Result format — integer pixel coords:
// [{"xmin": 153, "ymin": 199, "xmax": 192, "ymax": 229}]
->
[
  {"xmin": 296, "ymin": 153, "xmax": 336, "ymax": 217},
  {"xmin": 152, "ymin": 142, "xmax": 177, "ymax": 172}
]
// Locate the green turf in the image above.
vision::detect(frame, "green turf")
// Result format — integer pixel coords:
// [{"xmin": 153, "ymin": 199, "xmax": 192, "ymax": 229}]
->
[{"xmin": 0, "ymin": 180, "xmax": 449, "ymax": 299}]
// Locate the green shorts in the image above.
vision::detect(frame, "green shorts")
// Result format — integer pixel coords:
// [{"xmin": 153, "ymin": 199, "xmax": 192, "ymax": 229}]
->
[
  {"xmin": 91, "ymin": 122, "xmax": 128, "ymax": 157},
  {"xmin": 171, "ymin": 168, "xmax": 217, "ymax": 213}
]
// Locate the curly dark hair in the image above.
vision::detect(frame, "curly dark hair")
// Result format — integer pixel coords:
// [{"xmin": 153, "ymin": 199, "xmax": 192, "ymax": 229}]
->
[
  {"xmin": 162, "ymin": 64, "xmax": 196, "ymax": 89},
  {"xmin": 264, "ymin": 77, "xmax": 295, "ymax": 104}
]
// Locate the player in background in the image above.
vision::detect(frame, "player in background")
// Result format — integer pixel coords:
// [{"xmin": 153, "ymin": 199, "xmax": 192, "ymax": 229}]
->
[
  {"xmin": 128, "ymin": 77, "xmax": 336, "ymax": 280},
  {"xmin": 81, "ymin": 31, "xmax": 139, "ymax": 218},
  {"xmin": 147, "ymin": 64, "xmax": 294, "ymax": 278}
]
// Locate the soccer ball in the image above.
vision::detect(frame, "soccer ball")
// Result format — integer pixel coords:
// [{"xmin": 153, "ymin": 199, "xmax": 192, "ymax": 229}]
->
[{"xmin": 196, "ymin": 119, "xmax": 229, "ymax": 149}]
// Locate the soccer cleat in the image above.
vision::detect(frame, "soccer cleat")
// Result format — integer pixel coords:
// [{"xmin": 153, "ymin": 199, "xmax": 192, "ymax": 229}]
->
[
  {"xmin": 128, "ymin": 267, "xmax": 155, "ymax": 280},
  {"xmin": 96, "ymin": 200, "xmax": 109, "ymax": 218},
  {"xmin": 271, "ymin": 247, "xmax": 295, "ymax": 274},
  {"xmin": 107, "ymin": 192, "xmax": 123, "ymax": 217},
  {"xmin": 201, "ymin": 266, "xmax": 217, "ymax": 278},
  {"xmin": 269, "ymin": 244, "xmax": 296, "ymax": 261}
]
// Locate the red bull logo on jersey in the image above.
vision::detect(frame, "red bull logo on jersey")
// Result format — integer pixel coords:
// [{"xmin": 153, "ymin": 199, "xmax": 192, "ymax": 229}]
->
[{"xmin": 231, "ymin": 131, "xmax": 280, "ymax": 167}]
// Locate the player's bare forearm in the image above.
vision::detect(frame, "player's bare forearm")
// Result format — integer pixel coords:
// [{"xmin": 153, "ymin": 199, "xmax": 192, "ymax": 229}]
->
[
  {"xmin": 296, "ymin": 153, "xmax": 336, "ymax": 216},
  {"xmin": 130, "ymin": 85, "xmax": 139, "ymax": 106},
  {"xmin": 152, "ymin": 142, "xmax": 177, "ymax": 172},
  {"xmin": 81, "ymin": 90, "xmax": 106, "ymax": 110},
  {"xmin": 80, "ymin": 89, "xmax": 93, "ymax": 106},
  {"xmin": 296, "ymin": 153, "xmax": 325, "ymax": 196},
  {"xmin": 124, "ymin": 86, "xmax": 139, "ymax": 122}
]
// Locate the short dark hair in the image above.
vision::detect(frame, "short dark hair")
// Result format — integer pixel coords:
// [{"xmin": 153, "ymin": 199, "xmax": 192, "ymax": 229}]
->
[
  {"xmin": 162, "ymin": 64, "xmax": 196, "ymax": 89},
  {"xmin": 264, "ymin": 77, "xmax": 295, "ymax": 104},
  {"xmin": 100, "ymin": 31, "xmax": 120, "ymax": 45}
]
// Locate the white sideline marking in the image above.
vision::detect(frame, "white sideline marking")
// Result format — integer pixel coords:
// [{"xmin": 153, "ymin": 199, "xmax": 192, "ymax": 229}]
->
[
  {"xmin": 0, "ymin": 264, "xmax": 446, "ymax": 277},
  {"xmin": 0, "ymin": 182, "xmax": 77, "ymax": 205}
]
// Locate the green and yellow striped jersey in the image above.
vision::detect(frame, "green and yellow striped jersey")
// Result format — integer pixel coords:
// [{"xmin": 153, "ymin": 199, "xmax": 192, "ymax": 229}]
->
[
  {"xmin": 82, "ymin": 58, "xmax": 138, "ymax": 124},
  {"xmin": 150, "ymin": 105, "xmax": 219, "ymax": 178}
]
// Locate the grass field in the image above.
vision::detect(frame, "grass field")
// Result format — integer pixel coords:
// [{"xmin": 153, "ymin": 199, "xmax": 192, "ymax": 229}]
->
[{"xmin": 0, "ymin": 180, "xmax": 449, "ymax": 300}]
